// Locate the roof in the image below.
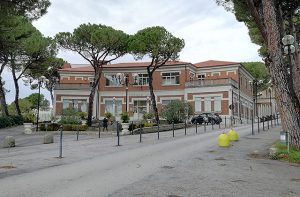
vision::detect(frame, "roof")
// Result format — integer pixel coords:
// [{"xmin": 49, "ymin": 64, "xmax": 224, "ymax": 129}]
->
[
  {"xmin": 194, "ymin": 60, "xmax": 240, "ymax": 68},
  {"xmin": 59, "ymin": 61, "xmax": 190, "ymax": 72}
]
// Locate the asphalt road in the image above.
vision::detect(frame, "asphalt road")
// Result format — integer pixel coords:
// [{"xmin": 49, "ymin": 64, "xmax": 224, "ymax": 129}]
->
[{"xmin": 1, "ymin": 122, "xmax": 299, "ymax": 197}]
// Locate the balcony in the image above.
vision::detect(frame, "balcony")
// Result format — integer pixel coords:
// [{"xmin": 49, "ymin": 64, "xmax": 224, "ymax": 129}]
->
[
  {"xmin": 55, "ymin": 83, "xmax": 91, "ymax": 90},
  {"xmin": 185, "ymin": 78, "xmax": 238, "ymax": 88}
]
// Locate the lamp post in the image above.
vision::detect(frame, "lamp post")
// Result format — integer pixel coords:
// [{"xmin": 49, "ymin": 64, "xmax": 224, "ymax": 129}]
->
[
  {"xmin": 282, "ymin": 35, "xmax": 295, "ymax": 84},
  {"xmin": 30, "ymin": 76, "xmax": 49, "ymax": 132},
  {"xmin": 116, "ymin": 73, "xmax": 139, "ymax": 113}
]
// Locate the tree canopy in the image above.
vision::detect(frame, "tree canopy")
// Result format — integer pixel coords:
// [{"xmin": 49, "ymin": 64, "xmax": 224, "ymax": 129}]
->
[
  {"xmin": 129, "ymin": 26, "xmax": 185, "ymax": 122},
  {"xmin": 55, "ymin": 23, "xmax": 130, "ymax": 125}
]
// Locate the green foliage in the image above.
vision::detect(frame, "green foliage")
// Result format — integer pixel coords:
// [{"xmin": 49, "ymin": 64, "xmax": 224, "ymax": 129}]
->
[
  {"xmin": 271, "ymin": 142, "xmax": 300, "ymax": 164},
  {"xmin": 144, "ymin": 123, "xmax": 153, "ymax": 127},
  {"xmin": 11, "ymin": 115, "xmax": 24, "ymax": 125},
  {"xmin": 60, "ymin": 124, "xmax": 88, "ymax": 131},
  {"xmin": 105, "ymin": 112, "xmax": 112, "ymax": 119},
  {"xmin": 161, "ymin": 100, "xmax": 193, "ymax": 124},
  {"xmin": 23, "ymin": 112, "xmax": 36, "ymax": 123},
  {"xmin": 120, "ymin": 112, "xmax": 130, "ymax": 123},
  {"xmin": 59, "ymin": 108, "xmax": 81, "ymax": 124},
  {"xmin": 78, "ymin": 112, "xmax": 87, "ymax": 120},
  {"xmin": 143, "ymin": 113, "xmax": 154, "ymax": 120},
  {"xmin": 0, "ymin": 116, "xmax": 14, "ymax": 128},
  {"xmin": 242, "ymin": 62, "xmax": 271, "ymax": 91},
  {"xmin": 40, "ymin": 123, "xmax": 60, "ymax": 131}
]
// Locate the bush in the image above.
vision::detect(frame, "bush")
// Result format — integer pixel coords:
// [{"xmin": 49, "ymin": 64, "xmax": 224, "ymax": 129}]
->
[
  {"xmin": 120, "ymin": 112, "xmax": 130, "ymax": 123},
  {"xmin": 161, "ymin": 100, "xmax": 193, "ymax": 124},
  {"xmin": 40, "ymin": 123, "xmax": 60, "ymax": 131},
  {"xmin": 78, "ymin": 112, "xmax": 87, "ymax": 119},
  {"xmin": 23, "ymin": 113, "xmax": 35, "ymax": 123},
  {"xmin": 105, "ymin": 112, "xmax": 112, "ymax": 119},
  {"xmin": 144, "ymin": 123, "xmax": 153, "ymax": 127},
  {"xmin": 11, "ymin": 115, "xmax": 24, "ymax": 125},
  {"xmin": 59, "ymin": 116, "xmax": 81, "ymax": 125},
  {"xmin": 143, "ymin": 113, "xmax": 154, "ymax": 120},
  {"xmin": 0, "ymin": 116, "xmax": 15, "ymax": 128}
]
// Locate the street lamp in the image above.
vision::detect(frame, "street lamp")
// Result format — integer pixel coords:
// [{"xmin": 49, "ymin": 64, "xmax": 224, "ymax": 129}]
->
[
  {"xmin": 282, "ymin": 35, "xmax": 296, "ymax": 92},
  {"xmin": 116, "ymin": 73, "xmax": 139, "ymax": 113},
  {"xmin": 27, "ymin": 76, "xmax": 49, "ymax": 131},
  {"xmin": 249, "ymin": 79, "xmax": 263, "ymax": 134}
]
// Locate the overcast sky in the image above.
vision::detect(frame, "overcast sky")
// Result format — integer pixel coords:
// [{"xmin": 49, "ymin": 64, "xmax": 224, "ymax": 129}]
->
[{"xmin": 3, "ymin": 0, "xmax": 262, "ymax": 104}]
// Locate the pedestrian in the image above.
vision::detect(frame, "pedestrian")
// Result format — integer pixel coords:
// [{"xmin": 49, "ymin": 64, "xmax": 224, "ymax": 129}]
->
[{"xmin": 103, "ymin": 117, "xmax": 108, "ymax": 131}]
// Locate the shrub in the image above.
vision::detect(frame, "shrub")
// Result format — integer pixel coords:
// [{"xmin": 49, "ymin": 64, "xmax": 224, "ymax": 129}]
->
[
  {"xmin": 129, "ymin": 123, "xmax": 137, "ymax": 131},
  {"xmin": 105, "ymin": 112, "xmax": 112, "ymax": 119},
  {"xmin": 40, "ymin": 123, "xmax": 60, "ymax": 131},
  {"xmin": 161, "ymin": 100, "xmax": 193, "ymax": 124},
  {"xmin": 120, "ymin": 112, "xmax": 130, "ymax": 123},
  {"xmin": 143, "ymin": 113, "xmax": 154, "ymax": 120},
  {"xmin": 23, "ymin": 113, "xmax": 36, "ymax": 123},
  {"xmin": 78, "ymin": 111, "xmax": 87, "ymax": 119},
  {"xmin": 11, "ymin": 115, "xmax": 24, "ymax": 125},
  {"xmin": 59, "ymin": 116, "xmax": 81, "ymax": 125},
  {"xmin": 144, "ymin": 123, "xmax": 153, "ymax": 127},
  {"xmin": 0, "ymin": 116, "xmax": 15, "ymax": 128}
]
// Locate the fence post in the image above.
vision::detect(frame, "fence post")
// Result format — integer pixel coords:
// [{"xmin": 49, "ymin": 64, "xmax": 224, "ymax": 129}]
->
[
  {"xmin": 185, "ymin": 120, "xmax": 187, "ymax": 135},
  {"xmin": 77, "ymin": 123, "xmax": 79, "ymax": 141},
  {"xmin": 267, "ymin": 117, "xmax": 270, "ymax": 130},
  {"xmin": 98, "ymin": 121, "xmax": 101, "ymax": 138},
  {"xmin": 195, "ymin": 122, "xmax": 198, "ymax": 134},
  {"xmin": 117, "ymin": 121, "xmax": 120, "ymax": 146},
  {"xmin": 212, "ymin": 121, "xmax": 214, "ymax": 130},
  {"xmin": 172, "ymin": 121, "xmax": 175, "ymax": 138},
  {"xmin": 257, "ymin": 116, "xmax": 260, "ymax": 133},
  {"xmin": 225, "ymin": 117, "xmax": 227, "ymax": 128},
  {"xmin": 157, "ymin": 120, "xmax": 160, "ymax": 140},
  {"xmin": 139, "ymin": 123, "xmax": 142, "ymax": 143},
  {"xmin": 59, "ymin": 125, "xmax": 63, "ymax": 158},
  {"xmin": 262, "ymin": 117, "xmax": 265, "ymax": 131},
  {"xmin": 204, "ymin": 122, "xmax": 206, "ymax": 132}
]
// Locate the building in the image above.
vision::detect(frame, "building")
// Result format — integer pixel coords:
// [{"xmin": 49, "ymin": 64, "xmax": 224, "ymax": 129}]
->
[{"xmin": 54, "ymin": 60, "xmax": 255, "ymax": 123}]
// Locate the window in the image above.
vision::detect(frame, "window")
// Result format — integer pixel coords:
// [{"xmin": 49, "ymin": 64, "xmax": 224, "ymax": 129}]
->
[
  {"xmin": 204, "ymin": 97, "xmax": 211, "ymax": 112},
  {"xmin": 134, "ymin": 100, "xmax": 147, "ymax": 114},
  {"xmin": 62, "ymin": 99, "xmax": 87, "ymax": 112},
  {"xmin": 105, "ymin": 100, "xmax": 122, "ymax": 115},
  {"xmin": 212, "ymin": 72, "xmax": 220, "ymax": 76},
  {"xmin": 161, "ymin": 99, "xmax": 178, "ymax": 107},
  {"xmin": 105, "ymin": 74, "xmax": 122, "ymax": 86},
  {"xmin": 197, "ymin": 74, "xmax": 205, "ymax": 80},
  {"xmin": 136, "ymin": 74, "xmax": 149, "ymax": 86},
  {"xmin": 162, "ymin": 72, "xmax": 180, "ymax": 85},
  {"xmin": 195, "ymin": 97, "xmax": 201, "ymax": 112},
  {"xmin": 214, "ymin": 96, "xmax": 221, "ymax": 112},
  {"xmin": 227, "ymin": 71, "xmax": 235, "ymax": 75}
]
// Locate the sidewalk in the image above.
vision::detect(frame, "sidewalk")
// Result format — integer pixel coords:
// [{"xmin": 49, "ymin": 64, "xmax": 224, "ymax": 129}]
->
[{"xmin": 109, "ymin": 126, "xmax": 300, "ymax": 197}]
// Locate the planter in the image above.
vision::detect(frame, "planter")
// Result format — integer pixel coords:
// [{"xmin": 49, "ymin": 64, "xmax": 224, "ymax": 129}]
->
[
  {"xmin": 81, "ymin": 120, "xmax": 87, "ymax": 125},
  {"xmin": 24, "ymin": 123, "xmax": 33, "ymax": 134},
  {"xmin": 121, "ymin": 122, "xmax": 130, "ymax": 135}
]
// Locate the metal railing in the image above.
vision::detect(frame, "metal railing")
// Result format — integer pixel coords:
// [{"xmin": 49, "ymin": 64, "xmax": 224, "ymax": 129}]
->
[
  {"xmin": 55, "ymin": 83, "xmax": 91, "ymax": 90},
  {"xmin": 185, "ymin": 78, "xmax": 238, "ymax": 88}
]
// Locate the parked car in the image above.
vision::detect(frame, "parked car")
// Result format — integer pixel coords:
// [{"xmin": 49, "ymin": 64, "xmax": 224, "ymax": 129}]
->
[
  {"xmin": 191, "ymin": 114, "xmax": 205, "ymax": 124},
  {"xmin": 201, "ymin": 113, "xmax": 222, "ymax": 125}
]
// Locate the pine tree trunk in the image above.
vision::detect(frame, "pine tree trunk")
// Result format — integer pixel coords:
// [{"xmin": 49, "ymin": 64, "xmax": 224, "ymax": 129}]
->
[
  {"xmin": 11, "ymin": 66, "xmax": 21, "ymax": 116},
  {"xmin": 87, "ymin": 68, "xmax": 101, "ymax": 126},
  {"xmin": 147, "ymin": 69, "xmax": 159, "ymax": 123},
  {"xmin": 262, "ymin": 0, "xmax": 300, "ymax": 148},
  {"xmin": 0, "ymin": 76, "xmax": 9, "ymax": 116}
]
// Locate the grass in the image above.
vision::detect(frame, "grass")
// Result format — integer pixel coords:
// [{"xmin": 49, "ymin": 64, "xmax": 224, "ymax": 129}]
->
[{"xmin": 270, "ymin": 142, "xmax": 300, "ymax": 164}]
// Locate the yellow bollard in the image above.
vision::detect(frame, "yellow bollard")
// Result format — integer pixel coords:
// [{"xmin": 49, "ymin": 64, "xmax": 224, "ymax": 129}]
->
[
  {"xmin": 228, "ymin": 129, "xmax": 238, "ymax": 141},
  {"xmin": 218, "ymin": 133, "xmax": 230, "ymax": 147}
]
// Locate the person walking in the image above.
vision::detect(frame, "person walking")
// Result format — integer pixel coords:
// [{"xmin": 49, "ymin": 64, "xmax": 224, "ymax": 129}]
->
[{"xmin": 103, "ymin": 117, "xmax": 108, "ymax": 131}]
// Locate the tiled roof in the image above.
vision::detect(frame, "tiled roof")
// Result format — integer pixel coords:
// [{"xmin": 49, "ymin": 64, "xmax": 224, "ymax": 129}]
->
[
  {"xmin": 59, "ymin": 61, "xmax": 190, "ymax": 72},
  {"xmin": 194, "ymin": 60, "xmax": 240, "ymax": 68}
]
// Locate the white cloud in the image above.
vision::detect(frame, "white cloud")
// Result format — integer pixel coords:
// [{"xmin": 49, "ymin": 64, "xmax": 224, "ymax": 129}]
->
[{"xmin": 3, "ymin": 0, "xmax": 262, "ymax": 103}]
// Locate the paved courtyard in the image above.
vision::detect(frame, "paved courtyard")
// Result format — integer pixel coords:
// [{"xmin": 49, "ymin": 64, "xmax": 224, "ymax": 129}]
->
[{"xmin": 0, "ymin": 122, "xmax": 299, "ymax": 197}]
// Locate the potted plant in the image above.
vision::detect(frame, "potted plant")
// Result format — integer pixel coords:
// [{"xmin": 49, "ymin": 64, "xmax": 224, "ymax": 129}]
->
[
  {"xmin": 23, "ymin": 112, "xmax": 35, "ymax": 134},
  {"xmin": 120, "ymin": 112, "xmax": 130, "ymax": 135}
]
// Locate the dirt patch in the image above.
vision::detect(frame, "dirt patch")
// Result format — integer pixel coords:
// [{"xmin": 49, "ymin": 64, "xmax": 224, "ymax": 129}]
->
[
  {"xmin": 231, "ymin": 179, "xmax": 247, "ymax": 183},
  {"xmin": 214, "ymin": 157, "xmax": 226, "ymax": 160},
  {"xmin": 290, "ymin": 178, "xmax": 300, "ymax": 182},
  {"xmin": 247, "ymin": 153, "xmax": 267, "ymax": 159},
  {"xmin": 207, "ymin": 150, "xmax": 216, "ymax": 153},
  {"xmin": 162, "ymin": 166, "xmax": 175, "ymax": 169},
  {"xmin": 167, "ymin": 195, "xmax": 181, "ymax": 197},
  {"xmin": 0, "ymin": 165, "xmax": 16, "ymax": 169}
]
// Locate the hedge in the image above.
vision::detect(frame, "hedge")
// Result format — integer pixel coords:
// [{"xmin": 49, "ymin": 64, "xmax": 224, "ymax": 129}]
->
[{"xmin": 0, "ymin": 116, "xmax": 24, "ymax": 129}]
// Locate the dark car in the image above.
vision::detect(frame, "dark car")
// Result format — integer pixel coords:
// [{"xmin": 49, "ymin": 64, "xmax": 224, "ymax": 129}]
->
[
  {"xmin": 191, "ymin": 114, "xmax": 205, "ymax": 124},
  {"xmin": 201, "ymin": 113, "xmax": 222, "ymax": 125}
]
